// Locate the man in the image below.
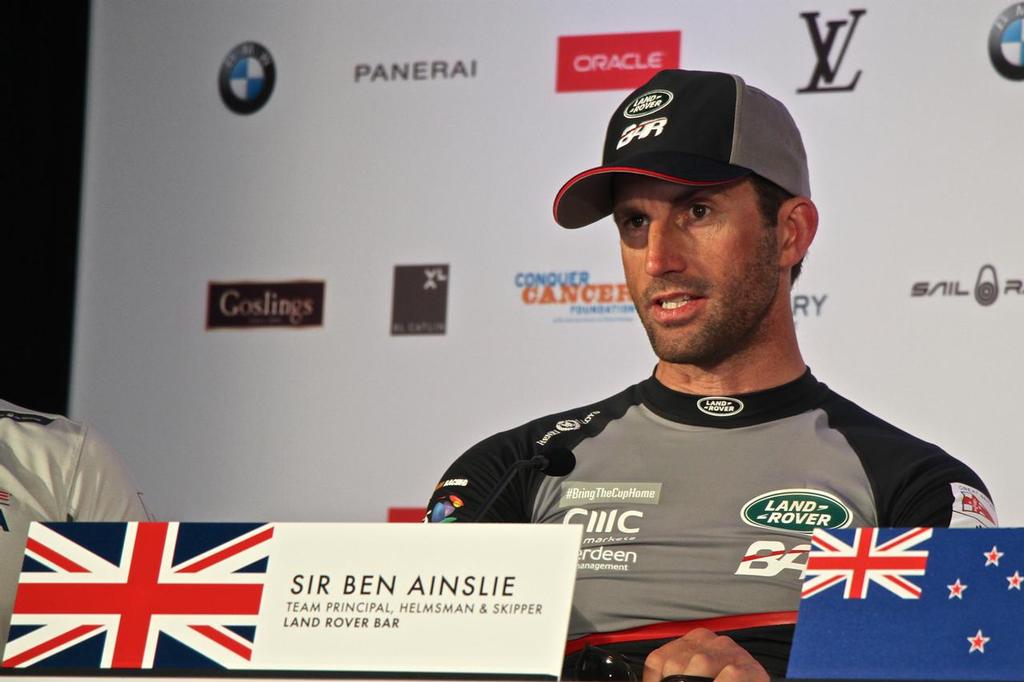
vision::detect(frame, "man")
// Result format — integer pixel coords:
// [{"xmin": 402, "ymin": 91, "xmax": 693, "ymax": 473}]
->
[
  {"xmin": 0, "ymin": 399, "xmax": 149, "ymax": 650},
  {"xmin": 425, "ymin": 70, "xmax": 995, "ymax": 681}
]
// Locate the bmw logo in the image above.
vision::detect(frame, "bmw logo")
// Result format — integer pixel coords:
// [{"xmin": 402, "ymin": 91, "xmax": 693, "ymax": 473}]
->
[
  {"xmin": 989, "ymin": 3, "xmax": 1024, "ymax": 80},
  {"xmin": 219, "ymin": 42, "xmax": 276, "ymax": 114}
]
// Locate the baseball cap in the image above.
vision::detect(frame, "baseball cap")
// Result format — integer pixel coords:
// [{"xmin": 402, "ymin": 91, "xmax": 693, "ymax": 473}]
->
[{"xmin": 552, "ymin": 69, "xmax": 810, "ymax": 229}]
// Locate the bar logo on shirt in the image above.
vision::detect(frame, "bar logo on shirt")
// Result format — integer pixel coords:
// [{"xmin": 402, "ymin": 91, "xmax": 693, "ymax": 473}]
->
[{"xmin": 741, "ymin": 489, "xmax": 852, "ymax": 533}]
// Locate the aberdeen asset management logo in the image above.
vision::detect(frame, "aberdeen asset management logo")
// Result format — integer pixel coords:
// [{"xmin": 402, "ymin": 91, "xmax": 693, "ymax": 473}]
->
[
  {"xmin": 798, "ymin": 9, "xmax": 866, "ymax": 93},
  {"xmin": 912, "ymin": 264, "xmax": 1023, "ymax": 307},
  {"xmin": 391, "ymin": 265, "xmax": 449, "ymax": 335},
  {"xmin": 556, "ymin": 31, "xmax": 681, "ymax": 93},
  {"xmin": 207, "ymin": 281, "xmax": 325, "ymax": 329},
  {"xmin": 219, "ymin": 42, "xmax": 276, "ymax": 114},
  {"xmin": 990, "ymin": 3, "xmax": 1024, "ymax": 80}
]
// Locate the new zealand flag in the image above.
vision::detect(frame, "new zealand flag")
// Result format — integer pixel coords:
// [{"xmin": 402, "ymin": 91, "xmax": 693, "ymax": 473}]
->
[
  {"xmin": 3, "ymin": 522, "xmax": 273, "ymax": 669},
  {"xmin": 789, "ymin": 527, "xmax": 1024, "ymax": 680}
]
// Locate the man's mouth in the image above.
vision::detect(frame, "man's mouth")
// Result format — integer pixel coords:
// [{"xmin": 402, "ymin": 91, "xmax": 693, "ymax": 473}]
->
[{"xmin": 659, "ymin": 295, "xmax": 697, "ymax": 310}]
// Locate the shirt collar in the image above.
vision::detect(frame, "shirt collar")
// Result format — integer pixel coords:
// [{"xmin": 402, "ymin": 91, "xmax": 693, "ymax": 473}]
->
[{"xmin": 638, "ymin": 368, "xmax": 828, "ymax": 428}]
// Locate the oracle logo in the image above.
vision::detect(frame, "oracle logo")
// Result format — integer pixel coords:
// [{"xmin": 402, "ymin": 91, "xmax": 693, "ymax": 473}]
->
[
  {"xmin": 572, "ymin": 51, "xmax": 666, "ymax": 73},
  {"xmin": 556, "ymin": 31, "xmax": 681, "ymax": 93}
]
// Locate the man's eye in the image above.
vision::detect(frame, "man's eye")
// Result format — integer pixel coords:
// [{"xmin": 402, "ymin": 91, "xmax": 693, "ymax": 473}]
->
[
  {"xmin": 619, "ymin": 215, "xmax": 648, "ymax": 231},
  {"xmin": 690, "ymin": 204, "xmax": 710, "ymax": 219}
]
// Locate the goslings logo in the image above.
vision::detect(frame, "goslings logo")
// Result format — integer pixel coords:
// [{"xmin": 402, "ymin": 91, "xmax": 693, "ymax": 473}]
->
[
  {"xmin": 696, "ymin": 397, "xmax": 744, "ymax": 417},
  {"xmin": 990, "ymin": 3, "xmax": 1024, "ymax": 80},
  {"xmin": 391, "ymin": 265, "xmax": 449, "ymax": 335},
  {"xmin": 911, "ymin": 264, "xmax": 1023, "ymax": 307},
  {"xmin": 516, "ymin": 270, "xmax": 636, "ymax": 323},
  {"xmin": 741, "ymin": 489, "xmax": 852, "ymax": 533},
  {"xmin": 219, "ymin": 42, "xmax": 276, "ymax": 114},
  {"xmin": 206, "ymin": 281, "xmax": 324, "ymax": 329},
  {"xmin": 556, "ymin": 32, "xmax": 681, "ymax": 93},
  {"xmin": 354, "ymin": 59, "xmax": 477, "ymax": 84},
  {"xmin": 797, "ymin": 9, "xmax": 866, "ymax": 93},
  {"xmin": 623, "ymin": 90, "xmax": 674, "ymax": 118}
]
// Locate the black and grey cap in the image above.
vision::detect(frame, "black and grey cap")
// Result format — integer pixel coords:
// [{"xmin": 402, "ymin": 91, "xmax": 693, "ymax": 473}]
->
[{"xmin": 553, "ymin": 69, "xmax": 811, "ymax": 229}]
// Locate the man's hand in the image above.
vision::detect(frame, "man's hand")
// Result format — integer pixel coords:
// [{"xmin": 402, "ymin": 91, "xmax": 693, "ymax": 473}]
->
[{"xmin": 642, "ymin": 628, "xmax": 770, "ymax": 682}]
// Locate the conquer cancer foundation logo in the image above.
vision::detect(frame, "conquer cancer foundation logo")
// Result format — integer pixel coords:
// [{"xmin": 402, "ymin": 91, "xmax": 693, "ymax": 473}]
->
[{"xmin": 514, "ymin": 270, "xmax": 636, "ymax": 323}]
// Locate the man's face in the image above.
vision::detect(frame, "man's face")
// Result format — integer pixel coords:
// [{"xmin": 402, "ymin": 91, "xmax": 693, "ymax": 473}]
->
[{"xmin": 612, "ymin": 175, "xmax": 783, "ymax": 367}]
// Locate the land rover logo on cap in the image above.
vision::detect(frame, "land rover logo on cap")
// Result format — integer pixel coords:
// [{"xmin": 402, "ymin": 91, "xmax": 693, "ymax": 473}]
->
[
  {"xmin": 741, "ymin": 489, "xmax": 852, "ymax": 533},
  {"xmin": 623, "ymin": 89, "xmax": 674, "ymax": 118},
  {"xmin": 696, "ymin": 397, "xmax": 744, "ymax": 417}
]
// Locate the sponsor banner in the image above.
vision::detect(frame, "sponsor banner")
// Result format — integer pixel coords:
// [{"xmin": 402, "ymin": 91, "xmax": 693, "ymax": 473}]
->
[
  {"xmin": 911, "ymin": 264, "xmax": 1023, "ymax": 307},
  {"xmin": 556, "ymin": 31, "xmax": 681, "ymax": 93},
  {"xmin": 387, "ymin": 507, "xmax": 427, "ymax": 523},
  {"xmin": 515, "ymin": 270, "xmax": 636, "ymax": 323},
  {"xmin": 219, "ymin": 42, "xmax": 276, "ymax": 114},
  {"xmin": 989, "ymin": 3, "xmax": 1024, "ymax": 80},
  {"xmin": 354, "ymin": 59, "xmax": 478, "ymax": 83},
  {"xmin": 797, "ymin": 9, "xmax": 866, "ymax": 93},
  {"xmin": 206, "ymin": 281, "xmax": 325, "ymax": 329},
  {"xmin": 5, "ymin": 522, "xmax": 580, "ymax": 678},
  {"xmin": 790, "ymin": 528, "xmax": 1024, "ymax": 679},
  {"xmin": 391, "ymin": 264, "xmax": 449, "ymax": 335}
]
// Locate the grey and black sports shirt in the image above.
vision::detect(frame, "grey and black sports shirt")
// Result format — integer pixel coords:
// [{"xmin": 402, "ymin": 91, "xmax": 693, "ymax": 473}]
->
[{"xmin": 425, "ymin": 370, "xmax": 995, "ymax": 676}]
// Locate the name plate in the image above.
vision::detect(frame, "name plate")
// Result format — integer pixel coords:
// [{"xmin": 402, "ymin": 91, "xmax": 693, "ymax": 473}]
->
[{"xmin": 3, "ymin": 522, "xmax": 582, "ymax": 678}]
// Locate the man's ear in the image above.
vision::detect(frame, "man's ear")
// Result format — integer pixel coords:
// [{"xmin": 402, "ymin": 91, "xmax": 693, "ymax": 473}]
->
[{"xmin": 777, "ymin": 196, "xmax": 818, "ymax": 271}]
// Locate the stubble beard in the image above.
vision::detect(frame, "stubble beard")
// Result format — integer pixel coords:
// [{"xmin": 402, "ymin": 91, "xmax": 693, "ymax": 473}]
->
[{"xmin": 638, "ymin": 228, "xmax": 782, "ymax": 368}]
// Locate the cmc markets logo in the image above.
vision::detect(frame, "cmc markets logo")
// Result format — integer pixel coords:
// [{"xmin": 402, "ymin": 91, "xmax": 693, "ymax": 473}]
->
[
  {"xmin": 354, "ymin": 59, "xmax": 477, "ymax": 83},
  {"xmin": 515, "ymin": 270, "xmax": 635, "ymax": 323},
  {"xmin": 911, "ymin": 264, "xmax": 1023, "ymax": 307},
  {"xmin": 206, "ymin": 281, "xmax": 324, "ymax": 329},
  {"xmin": 556, "ymin": 31, "xmax": 681, "ymax": 93},
  {"xmin": 990, "ymin": 3, "xmax": 1024, "ymax": 80},
  {"xmin": 218, "ymin": 42, "xmax": 276, "ymax": 114},
  {"xmin": 797, "ymin": 9, "xmax": 866, "ymax": 93},
  {"xmin": 391, "ymin": 264, "xmax": 449, "ymax": 335}
]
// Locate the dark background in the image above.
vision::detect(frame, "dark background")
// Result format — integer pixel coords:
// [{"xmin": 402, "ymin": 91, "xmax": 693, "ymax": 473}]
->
[{"xmin": 2, "ymin": 1, "xmax": 89, "ymax": 415}]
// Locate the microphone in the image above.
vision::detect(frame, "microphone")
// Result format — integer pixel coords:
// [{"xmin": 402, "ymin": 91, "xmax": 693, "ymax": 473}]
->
[{"xmin": 471, "ymin": 448, "xmax": 576, "ymax": 522}]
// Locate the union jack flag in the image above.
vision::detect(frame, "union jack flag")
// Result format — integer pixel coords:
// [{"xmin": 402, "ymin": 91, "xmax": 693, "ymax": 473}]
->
[
  {"xmin": 801, "ymin": 526, "xmax": 931, "ymax": 599},
  {"xmin": 2, "ymin": 522, "xmax": 274, "ymax": 669}
]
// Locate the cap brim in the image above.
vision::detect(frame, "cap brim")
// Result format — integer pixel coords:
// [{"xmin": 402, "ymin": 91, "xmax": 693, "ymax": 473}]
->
[{"xmin": 552, "ymin": 153, "xmax": 751, "ymax": 229}]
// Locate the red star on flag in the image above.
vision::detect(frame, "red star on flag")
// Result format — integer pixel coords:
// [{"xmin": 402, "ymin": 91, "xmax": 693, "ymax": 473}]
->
[
  {"xmin": 968, "ymin": 629, "xmax": 990, "ymax": 654},
  {"xmin": 984, "ymin": 546, "xmax": 1004, "ymax": 566},
  {"xmin": 947, "ymin": 578, "xmax": 968, "ymax": 599},
  {"xmin": 1007, "ymin": 571, "xmax": 1023, "ymax": 590}
]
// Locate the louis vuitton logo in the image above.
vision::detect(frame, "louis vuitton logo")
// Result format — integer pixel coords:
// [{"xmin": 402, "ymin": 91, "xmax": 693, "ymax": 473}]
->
[{"xmin": 798, "ymin": 9, "xmax": 866, "ymax": 93}]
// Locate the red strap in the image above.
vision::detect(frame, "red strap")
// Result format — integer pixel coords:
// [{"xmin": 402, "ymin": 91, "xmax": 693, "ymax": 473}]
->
[{"xmin": 564, "ymin": 611, "xmax": 799, "ymax": 655}]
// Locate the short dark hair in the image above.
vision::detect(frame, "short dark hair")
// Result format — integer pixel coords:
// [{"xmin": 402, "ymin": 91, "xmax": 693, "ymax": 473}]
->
[{"xmin": 748, "ymin": 174, "xmax": 803, "ymax": 284}]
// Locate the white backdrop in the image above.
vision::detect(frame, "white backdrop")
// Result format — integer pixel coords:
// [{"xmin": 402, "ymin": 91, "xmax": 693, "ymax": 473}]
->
[{"xmin": 71, "ymin": 1, "xmax": 1024, "ymax": 524}]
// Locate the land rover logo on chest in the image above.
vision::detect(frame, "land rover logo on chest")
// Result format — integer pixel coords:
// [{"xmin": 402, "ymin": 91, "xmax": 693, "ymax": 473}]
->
[{"xmin": 741, "ymin": 489, "xmax": 852, "ymax": 533}]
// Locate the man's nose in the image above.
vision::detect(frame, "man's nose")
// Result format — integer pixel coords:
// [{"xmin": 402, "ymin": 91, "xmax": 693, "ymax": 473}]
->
[{"xmin": 644, "ymin": 220, "xmax": 687, "ymax": 277}]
